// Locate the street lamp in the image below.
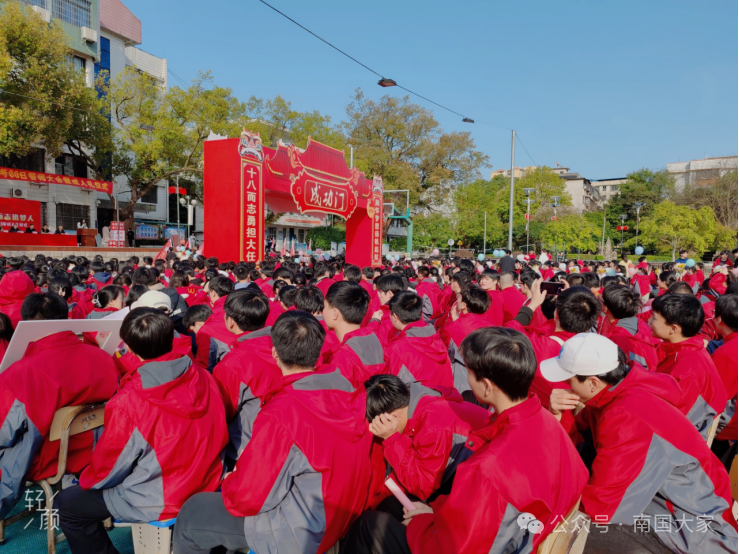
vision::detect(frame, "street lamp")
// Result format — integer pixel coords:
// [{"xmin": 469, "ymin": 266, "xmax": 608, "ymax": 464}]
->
[
  {"xmin": 634, "ymin": 202, "xmax": 644, "ymax": 248},
  {"xmin": 523, "ymin": 188, "xmax": 535, "ymax": 254},
  {"xmin": 179, "ymin": 195, "xmax": 198, "ymax": 241},
  {"xmin": 549, "ymin": 196, "xmax": 562, "ymax": 260},
  {"xmin": 619, "ymin": 214, "xmax": 627, "ymax": 254}
]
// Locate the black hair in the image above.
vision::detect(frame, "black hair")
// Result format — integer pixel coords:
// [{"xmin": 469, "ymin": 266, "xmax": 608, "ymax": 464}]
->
[
  {"xmin": 343, "ymin": 265, "xmax": 362, "ymax": 283},
  {"xmin": 294, "ymin": 285, "xmax": 325, "ymax": 314},
  {"xmin": 652, "ymin": 293, "xmax": 704, "ymax": 337},
  {"xmin": 90, "ymin": 260, "xmax": 104, "ymax": 273},
  {"xmin": 7, "ymin": 257, "xmax": 23, "ymax": 270},
  {"xmin": 576, "ymin": 348, "xmax": 631, "ymax": 386},
  {"xmin": 388, "ymin": 290, "xmax": 423, "ymax": 325},
  {"xmin": 0, "ymin": 312, "xmax": 13, "ymax": 343},
  {"xmin": 518, "ymin": 270, "xmax": 537, "ymax": 290},
  {"xmin": 479, "ymin": 269, "xmax": 500, "ymax": 283},
  {"xmin": 21, "ymin": 293, "xmax": 68, "ymax": 321},
  {"xmin": 271, "ymin": 311, "xmax": 325, "ymax": 369},
  {"xmin": 667, "ymin": 281, "xmax": 694, "ymax": 296},
  {"xmin": 183, "ymin": 304, "xmax": 213, "ymax": 330},
  {"xmin": 451, "ymin": 271, "xmax": 473, "ymax": 289},
  {"xmin": 120, "ymin": 308, "xmax": 174, "ymax": 360},
  {"xmin": 658, "ymin": 271, "xmax": 678, "ymax": 287},
  {"xmin": 224, "ymin": 289, "xmax": 270, "ymax": 332},
  {"xmin": 260, "ymin": 262, "xmax": 275, "ymax": 278},
  {"xmin": 273, "ymin": 267, "xmax": 294, "ymax": 282},
  {"xmin": 364, "ymin": 374, "xmax": 410, "ymax": 422},
  {"xmin": 132, "ymin": 267, "xmax": 157, "ymax": 286},
  {"xmin": 313, "ymin": 261, "xmax": 329, "ymax": 278},
  {"xmin": 727, "ymin": 282, "xmax": 738, "ymax": 296},
  {"xmin": 375, "ymin": 274, "xmax": 405, "ymax": 295},
  {"xmin": 555, "ymin": 286, "xmax": 601, "ymax": 333},
  {"xmin": 95, "ymin": 286, "xmax": 125, "ymax": 309},
  {"xmin": 602, "ymin": 285, "xmax": 642, "ymax": 319},
  {"xmin": 293, "ymin": 273, "xmax": 307, "ymax": 286},
  {"xmin": 565, "ymin": 274, "xmax": 585, "ymax": 287},
  {"xmin": 113, "ymin": 273, "xmax": 132, "ymax": 288},
  {"xmin": 279, "ymin": 285, "xmax": 298, "ymax": 308},
  {"xmin": 461, "ymin": 327, "xmax": 536, "ymax": 402},
  {"xmin": 233, "ymin": 265, "xmax": 249, "ymax": 281},
  {"xmin": 208, "ymin": 275, "xmax": 234, "ymax": 298},
  {"xmin": 460, "ymin": 285, "xmax": 491, "ymax": 315},
  {"xmin": 125, "ymin": 284, "xmax": 149, "ymax": 308},
  {"xmin": 325, "ymin": 281, "xmax": 370, "ymax": 324},
  {"xmin": 48, "ymin": 277, "xmax": 73, "ymax": 300},
  {"xmin": 581, "ymin": 272, "xmax": 600, "ymax": 290},
  {"xmin": 168, "ymin": 271, "xmax": 189, "ymax": 290},
  {"xmin": 715, "ymin": 294, "xmax": 738, "ymax": 333},
  {"xmin": 362, "ymin": 266, "xmax": 375, "ymax": 280}
]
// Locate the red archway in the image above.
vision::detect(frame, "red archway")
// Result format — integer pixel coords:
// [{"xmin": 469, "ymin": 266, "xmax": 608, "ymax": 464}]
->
[{"xmin": 203, "ymin": 130, "xmax": 384, "ymax": 267}]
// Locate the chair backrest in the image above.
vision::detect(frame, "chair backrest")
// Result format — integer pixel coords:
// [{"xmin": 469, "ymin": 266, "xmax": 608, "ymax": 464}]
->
[
  {"xmin": 537, "ymin": 500, "xmax": 590, "ymax": 554},
  {"xmin": 706, "ymin": 416, "xmax": 721, "ymax": 448},
  {"xmin": 46, "ymin": 404, "xmax": 106, "ymax": 485}
]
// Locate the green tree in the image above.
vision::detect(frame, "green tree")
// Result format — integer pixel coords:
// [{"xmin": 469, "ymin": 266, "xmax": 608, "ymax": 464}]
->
[
  {"xmin": 513, "ymin": 166, "xmax": 572, "ymax": 220},
  {"xmin": 540, "ymin": 214, "xmax": 601, "ymax": 254},
  {"xmin": 344, "ymin": 90, "xmax": 489, "ymax": 208},
  {"xmin": 0, "ymin": 3, "xmax": 110, "ymax": 159},
  {"xmin": 454, "ymin": 179, "xmax": 506, "ymax": 248},
  {"xmin": 673, "ymin": 169, "xmax": 738, "ymax": 230},
  {"xmin": 306, "ymin": 225, "xmax": 346, "ymax": 250},
  {"xmin": 413, "ymin": 212, "xmax": 457, "ymax": 250},
  {"xmin": 637, "ymin": 201, "xmax": 721, "ymax": 260}
]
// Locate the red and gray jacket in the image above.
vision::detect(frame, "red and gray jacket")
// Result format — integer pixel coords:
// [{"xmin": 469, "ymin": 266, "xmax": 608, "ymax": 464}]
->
[
  {"xmin": 259, "ymin": 278, "xmax": 275, "ymax": 299},
  {"xmin": 483, "ymin": 290, "xmax": 504, "ymax": 327},
  {"xmin": 195, "ymin": 296, "xmax": 234, "ymax": 371},
  {"xmin": 712, "ymin": 332, "xmax": 738, "ymax": 441},
  {"xmin": 406, "ymin": 396, "xmax": 588, "ymax": 554},
  {"xmin": 377, "ymin": 384, "xmax": 489, "ymax": 502},
  {"xmin": 315, "ymin": 316, "xmax": 340, "ymax": 365},
  {"xmin": 314, "ymin": 276, "xmax": 335, "ymax": 296},
  {"xmin": 656, "ymin": 335, "xmax": 728, "ymax": 438},
  {"xmin": 439, "ymin": 312, "xmax": 490, "ymax": 394},
  {"xmin": 569, "ymin": 364, "xmax": 737, "ymax": 553},
  {"xmin": 631, "ymin": 273, "xmax": 651, "ymax": 297},
  {"xmin": 79, "ymin": 353, "xmax": 228, "ymax": 522},
  {"xmin": 365, "ymin": 303, "xmax": 398, "ymax": 346},
  {"xmin": 415, "ymin": 278, "xmax": 441, "ymax": 321},
  {"xmin": 221, "ymin": 368, "xmax": 374, "ymax": 553},
  {"xmin": 212, "ymin": 327, "xmax": 282, "ymax": 461},
  {"xmin": 603, "ymin": 316, "xmax": 659, "ymax": 371},
  {"xmin": 324, "ymin": 327, "xmax": 386, "ymax": 387},
  {"xmin": 385, "ymin": 321, "xmax": 453, "ymax": 389},
  {"xmin": 0, "ymin": 271, "xmax": 35, "ymax": 328},
  {"xmin": 498, "ymin": 286, "xmax": 526, "ymax": 323},
  {"xmin": 0, "ymin": 331, "xmax": 119, "ymax": 518}
]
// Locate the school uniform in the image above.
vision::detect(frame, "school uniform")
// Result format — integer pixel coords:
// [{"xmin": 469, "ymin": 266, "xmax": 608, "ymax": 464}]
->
[
  {"xmin": 315, "ymin": 315, "xmax": 340, "ymax": 365},
  {"xmin": 602, "ymin": 316, "xmax": 659, "ymax": 371},
  {"xmin": 498, "ymin": 285, "xmax": 526, "ymax": 323},
  {"xmin": 324, "ymin": 327, "xmax": 386, "ymax": 387},
  {"xmin": 631, "ymin": 273, "xmax": 651, "ymax": 299},
  {"xmin": 712, "ymin": 332, "xmax": 738, "ymax": 442},
  {"xmin": 314, "ymin": 276, "xmax": 335, "ymax": 296},
  {"xmin": 414, "ymin": 278, "xmax": 441, "ymax": 322},
  {"xmin": 385, "ymin": 321, "xmax": 453, "ymax": 388},
  {"xmin": 0, "ymin": 270, "xmax": 36, "ymax": 328},
  {"xmin": 259, "ymin": 278, "xmax": 276, "ymax": 298},
  {"xmin": 484, "ymin": 289, "xmax": 504, "ymax": 326},
  {"xmin": 366, "ymin": 304, "xmax": 398, "ymax": 346},
  {"xmin": 195, "ymin": 296, "xmax": 234, "ymax": 371},
  {"xmin": 69, "ymin": 286, "xmax": 93, "ymax": 316},
  {"xmin": 88, "ymin": 272, "xmax": 114, "ymax": 291},
  {"xmin": 439, "ymin": 312, "xmax": 490, "ymax": 394}
]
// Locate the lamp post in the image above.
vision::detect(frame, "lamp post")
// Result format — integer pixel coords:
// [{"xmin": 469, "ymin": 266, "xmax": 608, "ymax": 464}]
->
[
  {"xmin": 634, "ymin": 202, "xmax": 644, "ymax": 248},
  {"xmin": 179, "ymin": 195, "xmax": 198, "ymax": 244},
  {"xmin": 619, "ymin": 214, "xmax": 627, "ymax": 254},
  {"xmin": 523, "ymin": 188, "xmax": 535, "ymax": 255}
]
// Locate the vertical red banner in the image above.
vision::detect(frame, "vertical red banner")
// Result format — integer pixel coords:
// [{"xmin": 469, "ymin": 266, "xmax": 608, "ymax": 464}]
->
[
  {"xmin": 371, "ymin": 192, "xmax": 383, "ymax": 266},
  {"xmin": 241, "ymin": 158, "xmax": 265, "ymax": 263}
]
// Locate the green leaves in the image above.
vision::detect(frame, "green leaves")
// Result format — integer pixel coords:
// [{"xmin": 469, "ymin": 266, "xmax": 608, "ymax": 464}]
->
[
  {"xmin": 637, "ymin": 201, "xmax": 721, "ymax": 259},
  {"xmin": 540, "ymin": 214, "xmax": 601, "ymax": 253}
]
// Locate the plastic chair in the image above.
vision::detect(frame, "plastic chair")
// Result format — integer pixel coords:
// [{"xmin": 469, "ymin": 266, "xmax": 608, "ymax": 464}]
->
[
  {"xmin": 537, "ymin": 500, "xmax": 590, "ymax": 554},
  {"xmin": 0, "ymin": 404, "xmax": 105, "ymax": 554},
  {"xmin": 705, "ymin": 416, "xmax": 721, "ymax": 448},
  {"xmin": 129, "ymin": 518, "xmax": 176, "ymax": 554}
]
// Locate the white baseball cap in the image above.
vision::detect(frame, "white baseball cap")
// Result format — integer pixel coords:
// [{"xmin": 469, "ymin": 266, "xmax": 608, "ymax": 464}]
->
[
  {"xmin": 131, "ymin": 290, "xmax": 171, "ymax": 312},
  {"xmin": 540, "ymin": 333, "xmax": 619, "ymax": 383}
]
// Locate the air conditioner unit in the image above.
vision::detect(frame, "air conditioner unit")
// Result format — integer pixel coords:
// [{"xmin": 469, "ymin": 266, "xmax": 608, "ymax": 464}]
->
[
  {"xmin": 30, "ymin": 6, "xmax": 51, "ymax": 23},
  {"xmin": 81, "ymin": 26, "xmax": 97, "ymax": 43},
  {"xmin": 11, "ymin": 188, "xmax": 27, "ymax": 199}
]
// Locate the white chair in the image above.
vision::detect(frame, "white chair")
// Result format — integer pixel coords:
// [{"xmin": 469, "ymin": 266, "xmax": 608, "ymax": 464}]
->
[{"xmin": 537, "ymin": 500, "xmax": 590, "ymax": 554}]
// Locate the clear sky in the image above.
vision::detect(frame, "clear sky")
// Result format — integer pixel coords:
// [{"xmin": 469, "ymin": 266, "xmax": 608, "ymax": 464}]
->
[{"xmin": 122, "ymin": 0, "xmax": 737, "ymax": 180}]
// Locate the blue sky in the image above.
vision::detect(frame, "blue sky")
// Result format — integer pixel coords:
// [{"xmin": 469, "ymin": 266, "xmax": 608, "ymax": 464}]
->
[{"xmin": 124, "ymin": 0, "xmax": 737, "ymax": 180}]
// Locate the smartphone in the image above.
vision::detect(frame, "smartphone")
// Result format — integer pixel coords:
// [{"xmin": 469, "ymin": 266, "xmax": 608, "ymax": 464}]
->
[{"xmin": 541, "ymin": 282, "xmax": 564, "ymax": 296}]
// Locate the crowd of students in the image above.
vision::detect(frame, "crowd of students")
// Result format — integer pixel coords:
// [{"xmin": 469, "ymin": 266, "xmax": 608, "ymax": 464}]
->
[{"xmin": 0, "ymin": 248, "xmax": 736, "ymax": 554}]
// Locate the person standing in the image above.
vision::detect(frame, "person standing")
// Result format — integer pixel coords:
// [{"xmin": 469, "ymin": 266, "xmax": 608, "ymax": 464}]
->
[
  {"xmin": 498, "ymin": 250, "xmax": 516, "ymax": 273},
  {"xmin": 127, "ymin": 227, "xmax": 135, "ymax": 247}
]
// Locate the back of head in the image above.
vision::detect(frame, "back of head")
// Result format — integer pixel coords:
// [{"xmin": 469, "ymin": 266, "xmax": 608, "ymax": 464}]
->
[
  {"xmin": 659, "ymin": 271, "xmax": 678, "ymax": 287},
  {"xmin": 90, "ymin": 260, "xmax": 104, "ymax": 274},
  {"xmin": 458, "ymin": 259, "xmax": 475, "ymax": 274},
  {"xmin": 581, "ymin": 271, "xmax": 600, "ymax": 290},
  {"xmin": 294, "ymin": 285, "xmax": 325, "ymax": 315},
  {"xmin": 555, "ymin": 286, "xmax": 600, "ymax": 333},
  {"xmin": 364, "ymin": 374, "xmax": 410, "ymax": 422},
  {"xmin": 499, "ymin": 272, "xmax": 515, "ymax": 289},
  {"xmin": 96, "ymin": 286, "xmax": 125, "ymax": 309},
  {"xmin": 183, "ymin": 304, "xmax": 212, "ymax": 330},
  {"xmin": 602, "ymin": 285, "xmax": 641, "ymax": 319},
  {"xmin": 519, "ymin": 270, "xmax": 537, "ymax": 290},
  {"xmin": 21, "ymin": 293, "xmax": 68, "ymax": 321},
  {"xmin": 375, "ymin": 274, "xmax": 405, "ymax": 295},
  {"xmin": 461, "ymin": 327, "xmax": 536, "ymax": 402},
  {"xmin": 209, "ymin": 275, "xmax": 234, "ymax": 298},
  {"xmin": 132, "ymin": 267, "xmax": 157, "ymax": 287},
  {"xmin": 565, "ymin": 274, "xmax": 585, "ymax": 287},
  {"xmin": 125, "ymin": 284, "xmax": 149, "ymax": 308},
  {"xmin": 652, "ymin": 293, "xmax": 704, "ymax": 337},
  {"xmin": 325, "ymin": 281, "xmax": 369, "ymax": 324},
  {"xmin": 715, "ymin": 294, "xmax": 738, "ymax": 333},
  {"xmin": 279, "ymin": 285, "xmax": 298, "ymax": 308},
  {"xmin": 273, "ymin": 267, "xmax": 294, "ymax": 282},
  {"xmin": 48, "ymin": 277, "xmax": 72, "ymax": 300},
  {"xmin": 121, "ymin": 308, "xmax": 174, "ymax": 360},
  {"xmin": 233, "ymin": 265, "xmax": 249, "ymax": 281},
  {"xmin": 461, "ymin": 285, "xmax": 491, "ymax": 315},
  {"xmin": 313, "ymin": 261, "xmax": 329, "ymax": 278},
  {"xmin": 272, "ymin": 311, "xmax": 325, "ymax": 369},
  {"xmin": 343, "ymin": 265, "xmax": 362, "ymax": 283},
  {"xmin": 224, "ymin": 289, "xmax": 270, "ymax": 331},
  {"xmin": 667, "ymin": 281, "xmax": 694, "ymax": 296},
  {"xmin": 388, "ymin": 290, "xmax": 423, "ymax": 325}
]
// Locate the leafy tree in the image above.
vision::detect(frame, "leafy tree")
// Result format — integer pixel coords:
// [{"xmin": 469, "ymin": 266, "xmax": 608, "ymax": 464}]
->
[
  {"xmin": 637, "ymin": 201, "xmax": 721, "ymax": 260},
  {"xmin": 0, "ymin": 3, "xmax": 110, "ymax": 159},
  {"xmin": 673, "ymin": 169, "xmax": 738, "ymax": 230},
  {"xmin": 413, "ymin": 212, "xmax": 457, "ymax": 250},
  {"xmin": 454, "ymin": 179, "xmax": 506, "ymax": 248},
  {"xmin": 513, "ymin": 166, "xmax": 572, "ymax": 220},
  {"xmin": 540, "ymin": 214, "xmax": 601, "ymax": 254},
  {"xmin": 305, "ymin": 225, "xmax": 345, "ymax": 250},
  {"xmin": 344, "ymin": 90, "xmax": 488, "ymax": 208}
]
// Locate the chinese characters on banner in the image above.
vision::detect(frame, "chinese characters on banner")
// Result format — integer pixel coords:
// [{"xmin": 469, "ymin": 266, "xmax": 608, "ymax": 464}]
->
[
  {"xmin": 108, "ymin": 222, "xmax": 124, "ymax": 247},
  {"xmin": 241, "ymin": 160, "xmax": 264, "ymax": 263},
  {"xmin": 0, "ymin": 198, "xmax": 41, "ymax": 231},
  {"xmin": 0, "ymin": 166, "xmax": 113, "ymax": 193},
  {"xmin": 371, "ymin": 194, "xmax": 383, "ymax": 265},
  {"xmin": 305, "ymin": 181, "xmax": 348, "ymax": 213},
  {"xmin": 290, "ymin": 170, "xmax": 358, "ymax": 220}
]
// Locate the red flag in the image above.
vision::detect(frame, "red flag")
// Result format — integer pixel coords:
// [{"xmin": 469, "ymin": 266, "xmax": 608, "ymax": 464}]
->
[
  {"xmin": 281, "ymin": 239, "xmax": 287, "ymax": 256},
  {"xmin": 290, "ymin": 239, "xmax": 295, "ymax": 257},
  {"xmin": 308, "ymin": 239, "xmax": 312, "ymax": 252},
  {"xmin": 154, "ymin": 239, "xmax": 172, "ymax": 261}
]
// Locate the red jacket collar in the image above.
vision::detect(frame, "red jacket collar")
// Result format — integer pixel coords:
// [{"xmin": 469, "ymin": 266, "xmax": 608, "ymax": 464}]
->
[
  {"xmin": 24, "ymin": 330, "xmax": 81, "ymax": 357},
  {"xmin": 340, "ymin": 326, "xmax": 373, "ymax": 346},
  {"xmin": 657, "ymin": 335, "xmax": 703, "ymax": 360},
  {"xmin": 469, "ymin": 395, "xmax": 540, "ymax": 449},
  {"xmin": 722, "ymin": 332, "xmax": 737, "ymax": 344}
]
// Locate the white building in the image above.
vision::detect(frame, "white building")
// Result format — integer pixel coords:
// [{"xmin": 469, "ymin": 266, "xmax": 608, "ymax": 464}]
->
[
  {"xmin": 592, "ymin": 177, "xmax": 627, "ymax": 205},
  {"xmin": 666, "ymin": 156, "xmax": 737, "ymax": 192},
  {"xmin": 551, "ymin": 166, "xmax": 601, "ymax": 213}
]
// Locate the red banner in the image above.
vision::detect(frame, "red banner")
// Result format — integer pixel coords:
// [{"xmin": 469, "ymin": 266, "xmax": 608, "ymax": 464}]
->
[
  {"xmin": 0, "ymin": 166, "xmax": 113, "ymax": 194},
  {"xmin": 241, "ymin": 159, "xmax": 265, "ymax": 263},
  {"xmin": 0, "ymin": 198, "xmax": 41, "ymax": 231},
  {"xmin": 109, "ymin": 221, "xmax": 124, "ymax": 248},
  {"xmin": 370, "ymin": 188, "xmax": 383, "ymax": 264},
  {"xmin": 290, "ymin": 169, "xmax": 358, "ymax": 219}
]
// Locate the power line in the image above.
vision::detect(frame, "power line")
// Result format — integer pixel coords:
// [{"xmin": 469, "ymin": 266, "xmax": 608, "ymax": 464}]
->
[{"xmin": 516, "ymin": 133, "xmax": 537, "ymax": 167}]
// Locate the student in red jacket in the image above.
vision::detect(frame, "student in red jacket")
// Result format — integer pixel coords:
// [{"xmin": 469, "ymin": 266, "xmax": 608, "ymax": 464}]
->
[
  {"xmin": 366, "ymin": 274, "xmax": 405, "ymax": 345},
  {"xmin": 439, "ymin": 285, "xmax": 491, "ymax": 395},
  {"xmin": 477, "ymin": 269, "xmax": 504, "ymax": 326},
  {"xmin": 294, "ymin": 285, "xmax": 339, "ymax": 364},
  {"xmin": 195, "ymin": 275, "xmax": 235, "ymax": 370},
  {"xmin": 546, "ymin": 334, "xmax": 737, "ymax": 553},
  {"xmin": 212, "ymin": 290, "xmax": 282, "ymax": 466},
  {"xmin": 344, "ymin": 327, "xmax": 587, "ymax": 554},
  {"xmin": 0, "ymin": 293, "xmax": 118, "ymax": 519},
  {"xmin": 384, "ymin": 291, "xmax": 453, "ymax": 388},
  {"xmin": 359, "ymin": 265, "xmax": 376, "ymax": 297},
  {"xmin": 323, "ymin": 281, "xmax": 385, "ymax": 386},
  {"xmin": 414, "ymin": 266, "xmax": 441, "ymax": 322},
  {"xmin": 88, "ymin": 259, "xmax": 114, "ymax": 290},
  {"xmin": 497, "ymin": 271, "xmax": 526, "ymax": 323},
  {"xmin": 711, "ymin": 293, "xmax": 737, "ymax": 467},
  {"xmin": 600, "ymin": 285, "xmax": 659, "ymax": 371},
  {"xmin": 650, "ymin": 293, "xmax": 728, "ymax": 437},
  {"xmin": 57, "ymin": 308, "xmax": 228, "ymax": 554},
  {"xmin": 313, "ymin": 260, "xmax": 335, "ymax": 295},
  {"xmin": 174, "ymin": 311, "xmax": 374, "ymax": 554},
  {"xmin": 48, "ymin": 276, "xmax": 87, "ymax": 320},
  {"xmin": 631, "ymin": 266, "xmax": 651, "ymax": 301},
  {"xmin": 365, "ymin": 375, "xmax": 489, "ymax": 508},
  {"xmin": 0, "ymin": 269, "xmax": 35, "ymax": 328}
]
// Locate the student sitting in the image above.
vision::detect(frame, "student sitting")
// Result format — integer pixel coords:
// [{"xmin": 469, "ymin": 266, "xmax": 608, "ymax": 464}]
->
[
  {"xmin": 600, "ymin": 285, "xmax": 659, "ymax": 371},
  {"xmin": 173, "ymin": 311, "xmax": 374, "ymax": 554},
  {"xmin": 497, "ymin": 271, "xmax": 526, "ymax": 323},
  {"xmin": 294, "ymin": 285, "xmax": 339, "ymax": 363},
  {"xmin": 182, "ymin": 303, "xmax": 212, "ymax": 356},
  {"xmin": 212, "ymin": 290, "xmax": 282, "ymax": 466},
  {"xmin": 649, "ymin": 293, "xmax": 728, "ymax": 437},
  {"xmin": 88, "ymin": 260, "xmax": 114, "ymax": 290},
  {"xmin": 367, "ymin": 274, "xmax": 406, "ymax": 345},
  {"xmin": 48, "ymin": 276, "xmax": 86, "ymax": 320},
  {"xmin": 56, "ymin": 308, "xmax": 228, "ymax": 554},
  {"xmin": 414, "ymin": 266, "xmax": 441, "ymax": 322},
  {"xmin": 545, "ymin": 334, "xmax": 737, "ymax": 553},
  {"xmin": 0, "ymin": 293, "xmax": 118, "ymax": 519},
  {"xmin": 323, "ymin": 281, "xmax": 385, "ymax": 387},
  {"xmin": 477, "ymin": 269, "xmax": 504, "ymax": 326},
  {"xmin": 343, "ymin": 327, "xmax": 587, "ymax": 554},
  {"xmin": 194, "ymin": 275, "xmax": 235, "ymax": 370},
  {"xmin": 365, "ymin": 374, "xmax": 489, "ymax": 510},
  {"xmin": 710, "ymin": 293, "xmax": 738, "ymax": 468},
  {"xmin": 0, "ymin": 269, "xmax": 36, "ymax": 328},
  {"xmin": 384, "ymin": 291, "xmax": 453, "ymax": 388},
  {"xmin": 439, "ymin": 285, "xmax": 491, "ymax": 395},
  {"xmin": 87, "ymin": 285, "xmax": 126, "ymax": 319}
]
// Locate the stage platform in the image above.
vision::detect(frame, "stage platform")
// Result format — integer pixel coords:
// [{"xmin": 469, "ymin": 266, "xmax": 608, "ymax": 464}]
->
[{"xmin": 0, "ymin": 246, "xmax": 163, "ymax": 260}]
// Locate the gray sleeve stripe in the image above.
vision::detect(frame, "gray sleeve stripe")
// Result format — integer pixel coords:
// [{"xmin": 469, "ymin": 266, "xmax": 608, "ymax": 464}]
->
[
  {"xmin": 345, "ymin": 335, "xmax": 385, "ymax": 365},
  {"xmin": 487, "ymin": 502, "xmax": 535, "ymax": 554},
  {"xmin": 292, "ymin": 369, "xmax": 355, "ymax": 393}
]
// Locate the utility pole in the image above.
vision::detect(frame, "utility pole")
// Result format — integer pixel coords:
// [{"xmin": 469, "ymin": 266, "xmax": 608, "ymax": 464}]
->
[
  {"xmin": 634, "ymin": 202, "xmax": 644, "ymax": 247},
  {"xmin": 619, "ymin": 213, "xmax": 627, "ymax": 254},
  {"xmin": 508, "ymin": 130, "xmax": 516, "ymax": 251},
  {"xmin": 483, "ymin": 211, "xmax": 487, "ymax": 256},
  {"xmin": 523, "ymin": 188, "xmax": 535, "ymax": 256},
  {"xmin": 176, "ymin": 174, "xmax": 181, "ymax": 245}
]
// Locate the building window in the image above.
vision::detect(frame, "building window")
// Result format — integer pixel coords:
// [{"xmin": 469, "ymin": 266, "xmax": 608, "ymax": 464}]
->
[
  {"xmin": 611, "ymin": 185, "xmax": 619, "ymax": 191},
  {"xmin": 139, "ymin": 186, "xmax": 158, "ymax": 204},
  {"xmin": 52, "ymin": 0, "xmax": 91, "ymax": 28},
  {"xmin": 55, "ymin": 154, "xmax": 87, "ymax": 178},
  {"xmin": 22, "ymin": 0, "xmax": 47, "ymax": 9},
  {"xmin": 266, "ymin": 227, "xmax": 277, "ymax": 240},
  {"xmin": 72, "ymin": 55, "xmax": 85, "ymax": 73},
  {"xmin": 56, "ymin": 203, "xmax": 89, "ymax": 232},
  {"xmin": 94, "ymin": 37, "xmax": 111, "ymax": 103},
  {"xmin": 0, "ymin": 148, "xmax": 45, "ymax": 172}
]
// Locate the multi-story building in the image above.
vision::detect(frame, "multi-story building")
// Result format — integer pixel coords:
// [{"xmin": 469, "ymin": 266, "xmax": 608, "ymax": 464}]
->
[
  {"xmin": 666, "ymin": 156, "xmax": 737, "ymax": 192},
  {"xmin": 0, "ymin": 0, "xmax": 168, "ymax": 239},
  {"xmin": 550, "ymin": 166, "xmax": 601, "ymax": 213},
  {"xmin": 490, "ymin": 166, "xmax": 536, "ymax": 179},
  {"xmin": 592, "ymin": 177, "xmax": 627, "ymax": 205}
]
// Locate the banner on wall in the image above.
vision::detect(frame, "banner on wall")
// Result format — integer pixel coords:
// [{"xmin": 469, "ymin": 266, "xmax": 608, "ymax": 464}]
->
[
  {"xmin": 239, "ymin": 132, "xmax": 265, "ymax": 263},
  {"xmin": 0, "ymin": 198, "xmax": 41, "ymax": 231},
  {"xmin": 0, "ymin": 166, "xmax": 113, "ymax": 194},
  {"xmin": 370, "ymin": 176, "xmax": 384, "ymax": 266},
  {"xmin": 108, "ymin": 222, "xmax": 125, "ymax": 247}
]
